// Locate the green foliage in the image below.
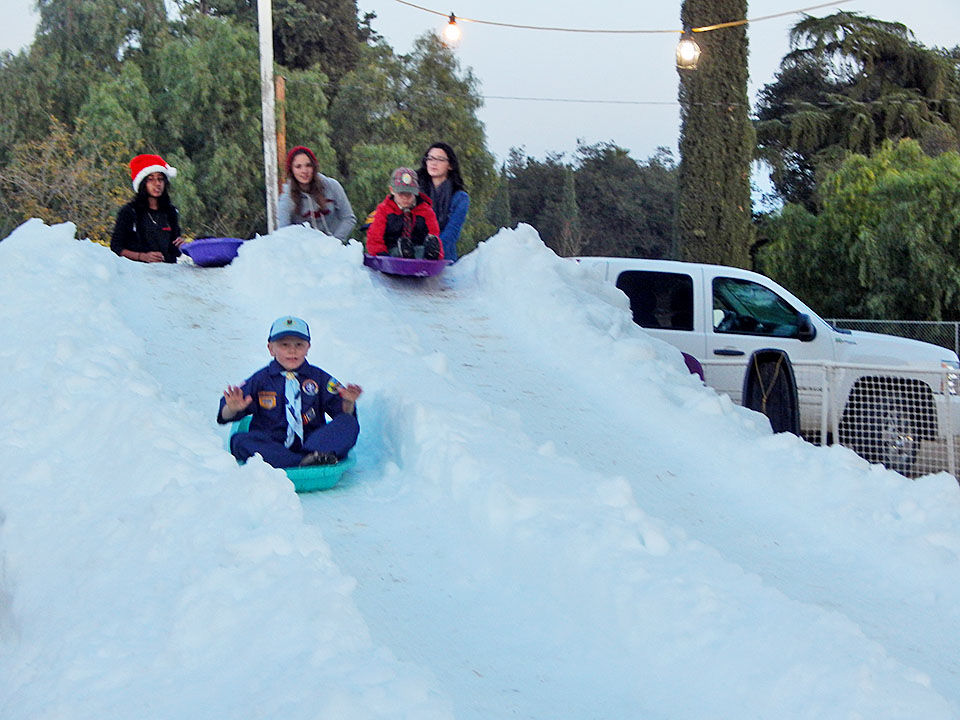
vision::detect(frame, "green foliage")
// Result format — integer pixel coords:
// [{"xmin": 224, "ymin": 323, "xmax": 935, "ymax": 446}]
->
[
  {"xmin": 485, "ymin": 164, "xmax": 511, "ymax": 231},
  {"xmin": 33, "ymin": 0, "xmax": 169, "ymax": 122},
  {"xmin": 677, "ymin": 0, "xmax": 754, "ymax": 268},
  {"xmin": 0, "ymin": 117, "xmax": 127, "ymax": 243},
  {"xmin": 0, "ymin": 50, "xmax": 57, "ymax": 165},
  {"xmin": 756, "ymin": 12, "xmax": 960, "ymax": 209},
  {"xmin": 344, "ymin": 143, "xmax": 415, "ymax": 224},
  {"xmin": 282, "ymin": 65, "xmax": 337, "ymax": 172},
  {"xmin": 541, "ymin": 167, "xmax": 581, "ymax": 257},
  {"xmin": 179, "ymin": 0, "xmax": 371, "ymax": 80},
  {"xmin": 757, "ymin": 140, "xmax": 960, "ymax": 320},
  {"xmin": 574, "ymin": 142, "xmax": 677, "ymax": 258},
  {"xmin": 76, "ymin": 63, "xmax": 153, "ymax": 174},
  {"xmin": 505, "ymin": 143, "xmax": 679, "ymax": 258},
  {"xmin": 149, "ymin": 14, "xmax": 267, "ymax": 238},
  {"xmin": 504, "ymin": 148, "xmax": 569, "ymax": 250}
]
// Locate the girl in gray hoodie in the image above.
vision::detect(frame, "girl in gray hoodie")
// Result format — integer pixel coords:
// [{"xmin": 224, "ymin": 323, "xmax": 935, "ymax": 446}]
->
[{"xmin": 277, "ymin": 145, "xmax": 356, "ymax": 241}]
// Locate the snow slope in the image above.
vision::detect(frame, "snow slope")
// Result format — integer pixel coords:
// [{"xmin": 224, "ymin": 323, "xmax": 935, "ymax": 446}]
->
[{"xmin": 1, "ymin": 220, "xmax": 959, "ymax": 719}]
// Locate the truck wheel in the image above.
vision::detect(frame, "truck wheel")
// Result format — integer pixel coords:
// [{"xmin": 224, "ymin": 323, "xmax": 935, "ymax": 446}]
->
[{"xmin": 843, "ymin": 392, "xmax": 919, "ymax": 477}]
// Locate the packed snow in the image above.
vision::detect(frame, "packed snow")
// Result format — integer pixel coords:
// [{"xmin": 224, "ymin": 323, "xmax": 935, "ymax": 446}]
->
[{"xmin": 1, "ymin": 219, "xmax": 959, "ymax": 719}]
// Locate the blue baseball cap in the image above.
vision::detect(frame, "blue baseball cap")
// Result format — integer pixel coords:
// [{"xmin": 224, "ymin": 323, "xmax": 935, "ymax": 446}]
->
[{"xmin": 268, "ymin": 316, "xmax": 310, "ymax": 342}]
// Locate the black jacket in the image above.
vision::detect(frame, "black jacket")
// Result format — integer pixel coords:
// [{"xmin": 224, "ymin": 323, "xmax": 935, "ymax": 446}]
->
[{"xmin": 110, "ymin": 202, "xmax": 182, "ymax": 263}]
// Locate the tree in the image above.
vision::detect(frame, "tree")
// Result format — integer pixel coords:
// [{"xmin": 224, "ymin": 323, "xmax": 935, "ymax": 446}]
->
[
  {"xmin": 574, "ymin": 142, "xmax": 677, "ymax": 258},
  {"xmin": 282, "ymin": 65, "xmax": 338, "ymax": 172},
  {"xmin": 755, "ymin": 12, "xmax": 960, "ymax": 210},
  {"xmin": 32, "ymin": 0, "xmax": 169, "ymax": 123},
  {"xmin": 485, "ymin": 164, "xmax": 511, "ymax": 231},
  {"xmin": 535, "ymin": 166, "xmax": 582, "ymax": 257},
  {"xmin": 677, "ymin": 0, "xmax": 754, "ymax": 268},
  {"xmin": 757, "ymin": 139, "xmax": 960, "ymax": 320},
  {"xmin": 504, "ymin": 148, "xmax": 568, "ymax": 248},
  {"xmin": 147, "ymin": 14, "xmax": 284, "ymax": 238},
  {"xmin": 0, "ymin": 117, "xmax": 127, "ymax": 243},
  {"xmin": 179, "ymin": 0, "xmax": 373, "ymax": 82}
]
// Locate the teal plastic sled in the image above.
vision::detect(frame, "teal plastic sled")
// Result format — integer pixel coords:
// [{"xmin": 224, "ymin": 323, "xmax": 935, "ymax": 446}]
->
[{"xmin": 227, "ymin": 416, "xmax": 355, "ymax": 492}]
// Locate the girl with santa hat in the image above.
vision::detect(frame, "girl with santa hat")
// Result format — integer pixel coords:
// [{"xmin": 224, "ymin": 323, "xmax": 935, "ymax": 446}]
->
[{"xmin": 110, "ymin": 154, "xmax": 184, "ymax": 263}]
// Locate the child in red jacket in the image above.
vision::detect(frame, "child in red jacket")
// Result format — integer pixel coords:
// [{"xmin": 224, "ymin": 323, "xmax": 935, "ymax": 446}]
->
[{"xmin": 365, "ymin": 167, "xmax": 443, "ymax": 260}]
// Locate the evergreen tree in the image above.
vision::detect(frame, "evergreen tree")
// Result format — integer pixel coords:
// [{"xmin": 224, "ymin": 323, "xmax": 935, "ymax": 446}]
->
[
  {"xmin": 0, "ymin": 50, "xmax": 57, "ymax": 164},
  {"xmin": 540, "ymin": 166, "xmax": 582, "ymax": 257},
  {"xmin": 505, "ymin": 148, "xmax": 567, "ymax": 248},
  {"xmin": 180, "ymin": 0, "xmax": 372, "ymax": 82},
  {"xmin": 574, "ymin": 142, "xmax": 677, "ymax": 258},
  {"xmin": 33, "ymin": 0, "xmax": 169, "ymax": 123},
  {"xmin": 485, "ymin": 164, "xmax": 512, "ymax": 231},
  {"xmin": 755, "ymin": 12, "xmax": 960, "ymax": 210},
  {"xmin": 677, "ymin": 0, "xmax": 754, "ymax": 268}
]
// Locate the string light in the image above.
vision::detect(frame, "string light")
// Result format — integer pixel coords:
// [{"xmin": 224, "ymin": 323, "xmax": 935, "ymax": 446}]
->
[
  {"xmin": 441, "ymin": 12, "xmax": 462, "ymax": 48},
  {"xmin": 393, "ymin": 0, "xmax": 855, "ymax": 38},
  {"xmin": 675, "ymin": 30, "xmax": 700, "ymax": 71}
]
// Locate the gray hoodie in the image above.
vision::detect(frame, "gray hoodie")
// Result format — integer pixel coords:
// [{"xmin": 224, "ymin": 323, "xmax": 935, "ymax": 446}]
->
[{"xmin": 276, "ymin": 174, "xmax": 357, "ymax": 241}]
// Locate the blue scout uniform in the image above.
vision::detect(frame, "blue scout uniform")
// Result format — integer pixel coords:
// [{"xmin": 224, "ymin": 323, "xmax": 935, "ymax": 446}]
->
[{"xmin": 218, "ymin": 359, "xmax": 359, "ymax": 469}]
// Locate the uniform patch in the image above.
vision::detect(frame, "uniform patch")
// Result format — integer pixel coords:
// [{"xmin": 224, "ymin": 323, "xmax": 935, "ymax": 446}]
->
[
  {"xmin": 258, "ymin": 391, "xmax": 277, "ymax": 409},
  {"xmin": 326, "ymin": 378, "xmax": 342, "ymax": 395},
  {"xmin": 302, "ymin": 407, "xmax": 317, "ymax": 424},
  {"xmin": 301, "ymin": 378, "xmax": 319, "ymax": 396}
]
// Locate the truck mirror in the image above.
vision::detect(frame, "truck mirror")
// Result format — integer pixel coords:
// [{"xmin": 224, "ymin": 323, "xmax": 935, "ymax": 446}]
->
[{"xmin": 797, "ymin": 313, "xmax": 817, "ymax": 342}]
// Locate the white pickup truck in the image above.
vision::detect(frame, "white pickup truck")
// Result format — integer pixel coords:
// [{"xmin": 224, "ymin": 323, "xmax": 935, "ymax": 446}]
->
[{"xmin": 576, "ymin": 256, "xmax": 960, "ymax": 476}]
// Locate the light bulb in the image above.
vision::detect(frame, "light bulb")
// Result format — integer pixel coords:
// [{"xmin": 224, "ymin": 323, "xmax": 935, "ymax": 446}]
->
[
  {"xmin": 676, "ymin": 32, "xmax": 701, "ymax": 70},
  {"xmin": 441, "ymin": 13, "xmax": 461, "ymax": 48}
]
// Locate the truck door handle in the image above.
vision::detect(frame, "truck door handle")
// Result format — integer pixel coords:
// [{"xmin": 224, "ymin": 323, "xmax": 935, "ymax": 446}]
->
[{"xmin": 714, "ymin": 348, "xmax": 745, "ymax": 356}]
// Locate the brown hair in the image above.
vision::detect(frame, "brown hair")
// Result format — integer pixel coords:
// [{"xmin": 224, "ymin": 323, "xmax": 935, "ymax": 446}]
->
[{"xmin": 285, "ymin": 146, "xmax": 329, "ymax": 217}]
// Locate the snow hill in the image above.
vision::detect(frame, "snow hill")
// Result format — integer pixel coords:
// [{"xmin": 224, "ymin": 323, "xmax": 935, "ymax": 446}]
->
[{"xmin": 1, "ymin": 220, "xmax": 959, "ymax": 719}]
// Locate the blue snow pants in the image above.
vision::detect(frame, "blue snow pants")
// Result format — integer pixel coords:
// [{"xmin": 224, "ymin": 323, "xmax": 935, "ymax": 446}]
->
[{"xmin": 230, "ymin": 413, "xmax": 359, "ymax": 469}]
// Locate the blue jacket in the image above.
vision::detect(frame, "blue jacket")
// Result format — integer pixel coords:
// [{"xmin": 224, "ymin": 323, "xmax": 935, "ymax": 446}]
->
[
  {"xmin": 439, "ymin": 190, "xmax": 470, "ymax": 262},
  {"xmin": 217, "ymin": 360, "xmax": 353, "ymax": 444}
]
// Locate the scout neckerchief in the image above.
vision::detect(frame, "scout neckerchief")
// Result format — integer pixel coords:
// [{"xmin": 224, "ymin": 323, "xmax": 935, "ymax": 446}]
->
[{"xmin": 283, "ymin": 371, "xmax": 303, "ymax": 448}]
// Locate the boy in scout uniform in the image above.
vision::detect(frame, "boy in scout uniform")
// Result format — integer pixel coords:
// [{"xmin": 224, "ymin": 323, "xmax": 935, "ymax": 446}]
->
[{"xmin": 218, "ymin": 316, "xmax": 362, "ymax": 468}]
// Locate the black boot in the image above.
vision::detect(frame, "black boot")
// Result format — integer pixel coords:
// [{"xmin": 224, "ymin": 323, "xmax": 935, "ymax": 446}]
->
[{"xmin": 424, "ymin": 234, "xmax": 441, "ymax": 260}]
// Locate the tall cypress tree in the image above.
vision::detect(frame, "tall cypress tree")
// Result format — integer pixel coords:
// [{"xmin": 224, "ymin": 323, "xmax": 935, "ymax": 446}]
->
[{"xmin": 677, "ymin": 0, "xmax": 754, "ymax": 268}]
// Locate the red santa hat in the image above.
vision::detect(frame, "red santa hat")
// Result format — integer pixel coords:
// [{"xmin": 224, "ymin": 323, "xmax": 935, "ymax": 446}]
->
[{"xmin": 130, "ymin": 154, "xmax": 178, "ymax": 192}]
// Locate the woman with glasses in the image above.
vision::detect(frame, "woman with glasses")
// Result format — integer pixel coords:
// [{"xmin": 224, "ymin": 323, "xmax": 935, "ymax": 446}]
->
[
  {"xmin": 416, "ymin": 142, "xmax": 470, "ymax": 262},
  {"xmin": 277, "ymin": 145, "xmax": 356, "ymax": 241}
]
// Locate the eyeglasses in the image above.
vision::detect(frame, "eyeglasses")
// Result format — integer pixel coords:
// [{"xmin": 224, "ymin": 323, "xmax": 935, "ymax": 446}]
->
[{"xmin": 424, "ymin": 155, "xmax": 449, "ymax": 163}]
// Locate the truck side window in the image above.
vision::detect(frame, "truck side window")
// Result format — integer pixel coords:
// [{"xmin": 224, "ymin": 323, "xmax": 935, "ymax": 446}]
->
[
  {"xmin": 712, "ymin": 277, "xmax": 801, "ymax": 337},
  {"xmin": 616, "ymin": 271, "xmax": 694, "ymax": 331}
]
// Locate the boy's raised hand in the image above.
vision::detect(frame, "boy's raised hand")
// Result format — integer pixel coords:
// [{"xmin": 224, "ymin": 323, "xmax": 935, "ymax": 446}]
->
[
  {"xmin": 222, "ymin": 384, "xmax": 253, "ymax": 419},
  {"xmin": 338, "ymin": 383, "xmax": 363, "ymax": 414}
]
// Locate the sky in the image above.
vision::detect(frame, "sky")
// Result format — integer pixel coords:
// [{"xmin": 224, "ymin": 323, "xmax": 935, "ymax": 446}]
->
[
  {"xmin": 2, "ymin": 219, "xmax": 960, "ymax": 717},
  {"xmin": 1, "ymin": 0, "xmax": 958, "ymax": 164}
]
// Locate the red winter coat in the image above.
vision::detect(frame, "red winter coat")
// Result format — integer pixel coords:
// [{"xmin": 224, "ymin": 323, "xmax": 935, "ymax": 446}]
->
[{"xmin": 365, "ymin": 193, "xmax": 443, "ymax": 258}]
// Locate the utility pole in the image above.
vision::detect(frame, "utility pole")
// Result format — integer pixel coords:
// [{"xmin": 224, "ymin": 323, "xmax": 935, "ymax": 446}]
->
[{"xmin": 257, "ymin": 0, "xmax": 278, "ymax": 233}]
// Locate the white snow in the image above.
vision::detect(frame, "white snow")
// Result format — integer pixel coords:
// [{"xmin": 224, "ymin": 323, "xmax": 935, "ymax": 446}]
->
[{"xmin": 1, "ymin": 219, "xmax": 959, "ymax": 719}]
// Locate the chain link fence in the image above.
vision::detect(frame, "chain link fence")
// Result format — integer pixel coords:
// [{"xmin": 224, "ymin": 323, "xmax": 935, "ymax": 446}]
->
[
  {"xmin": 827, "ymin": 319, "xmax": 960, "ymax": 357},
  {"xmin": 758, "ymin": 359, "xmax": 959, "ymax": 479}
]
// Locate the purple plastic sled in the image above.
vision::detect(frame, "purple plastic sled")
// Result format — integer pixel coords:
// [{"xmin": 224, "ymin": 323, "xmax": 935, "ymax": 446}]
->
[
  {"xmin": 363, "ymin": 254, "xmax": 449, "ymax": 277},
  {"xmin": 181, "ymin": 237, "xmax": 244, "ymax": 267}
]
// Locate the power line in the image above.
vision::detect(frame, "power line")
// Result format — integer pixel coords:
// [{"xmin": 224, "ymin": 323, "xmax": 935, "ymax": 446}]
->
[{"xmin": 483, "ymin": 95, "xmax": 678, "ymax": 106}]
